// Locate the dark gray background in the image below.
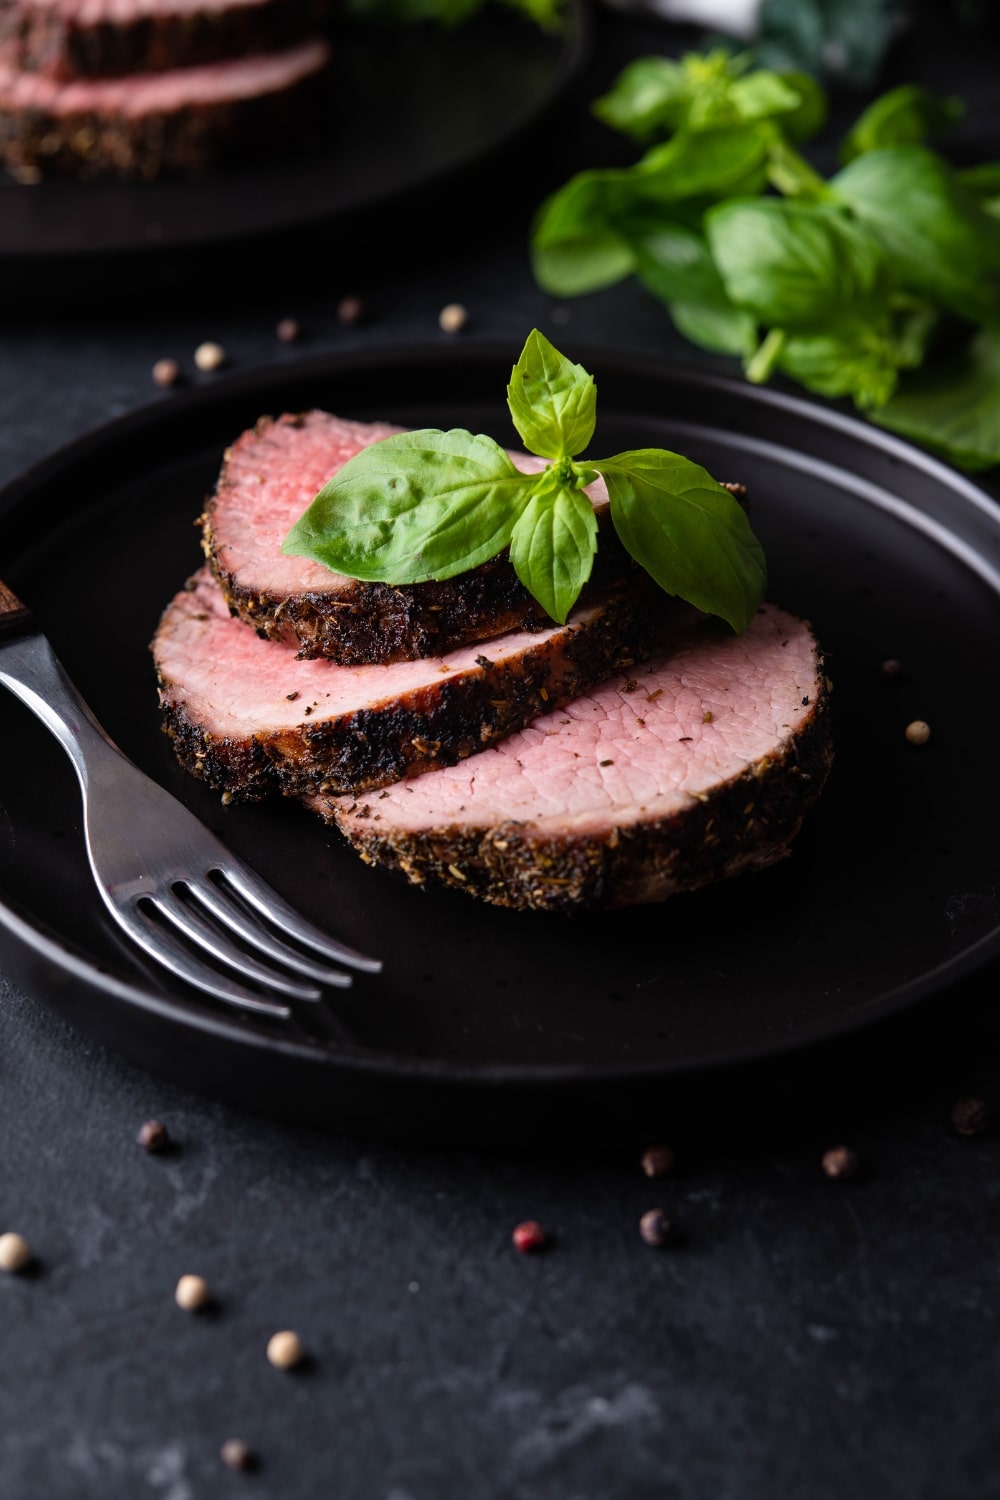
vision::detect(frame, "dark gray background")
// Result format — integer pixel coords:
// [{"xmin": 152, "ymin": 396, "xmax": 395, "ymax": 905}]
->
[{"xmin": 2, "ymin": 6, "xmax": 999, "ymax": 1496}]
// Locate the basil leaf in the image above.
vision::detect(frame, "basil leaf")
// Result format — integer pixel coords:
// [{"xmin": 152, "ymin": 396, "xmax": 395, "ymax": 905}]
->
[
  {"xmin": 832, "ymin": 147, "xmax": 1000, "ymax": 324},
  {"xmin": 625, "ymin": 223, "xmax": 757, "ymax": 355},
  {"xmin": 634, "ymin": 124, "xmax": 770, "ymax": 205},
  {"xmin": 668, "ymin": 300, "xmax": 757, "ymax": 357},
  {"xmin": 776, "ymin": 324, "xmax": 901, "ymax": 410},
  {"xmin": 957, "ymin": 162, "xmax": 1000, "ymax": 222},
  {"xmin": 508, "ymin": 482, "xmax": 598, "ymax": 624},
  {"xmin": 592, "ymin": 55, "xmax": 693, "ymax": 142},
  {"xmin": 282, "ymin": 429, "xmax": 534, "ymax": 583},
  {"xmin": 840, "ymin": 85, "xmax": 962, "ymax": 164},
  {"xmin": 531, "ymin": 170, "xmax": 637, "ymax": 297},
  {"xmin": 874, "ymin": 327, "xmax": 1000, "ymax": 472},
  {"xmin": 772, "ymin": 69, "xmax": 827, "ymax": 143},
  {"xmin": 594, "ymin": 450, "xmax": 767, "ymax": 632},
  {"xmin": 507, "ymin": 329, "xmax": 596, "ymax": 460},
  {"xmin": 531, "ymin": 127, "xmax": 769, "ymax": 298},
  {"xmin": 706, "ymin": 198, "xmax": 888, "ymax": 329},
  {"xmin": 728, "ymin": 69, "xmax": 803, "ymax": 124}
]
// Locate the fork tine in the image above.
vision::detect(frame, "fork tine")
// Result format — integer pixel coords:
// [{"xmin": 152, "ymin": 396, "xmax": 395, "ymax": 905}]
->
[
  {"xmin": 221, "ymin": 864, "xmax": 383, "ymax": 974},
  {"xmin": 149, "ymin": 888, "xmax": 343, "ymax": 1001},
  {"xmin": 111, "ymin": 899, "xmax": 293, "ymax": 1018},
  {"xmin": 188, "ymin": 878, "xmax": 357, "ymax": 988}
]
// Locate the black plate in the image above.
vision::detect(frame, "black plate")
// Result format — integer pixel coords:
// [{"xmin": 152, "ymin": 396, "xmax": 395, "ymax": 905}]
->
[
  {"xmin": 0, "ymin": 8, "xmax": 586, "ymax": 294},
  {"xmin": 2, "ymin": 344, "xmax": 999, "ymax": 1140}
]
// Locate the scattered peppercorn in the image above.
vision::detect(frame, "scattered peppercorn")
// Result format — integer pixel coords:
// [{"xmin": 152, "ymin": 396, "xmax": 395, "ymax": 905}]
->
[
  {"xmin": 194, "ymin": 341, "xmax": 226, "ymax": 372},
  {"xmin": 640, "ymin": 1144, "xmax": 676, "ymax": 1179},
  {"xmin": 821, "ymin": 1146, "xmax": 860, "ymax": 1180},
  {"xmin": 338, "ymin": 295, "xmax": 365, "ymax": 324},
  {"xmin": 137, "ymin": 1119, "xmax": 169, "ymax": 1153},
  {"xmin": 267, "ymin": 1330, "xmax": 305, "ymax": 1369},
  {"xmin": 220, "ymin": 1439, "xmax": 256, "ymax": 1472},
  {"xmin": 152, "ymin": 358, "xmax": 180, "ymax": 388},
  {"xmin": 438, "ymin": 302, "xmax": 468, "ymax": 334},
  {"xmin": 952, "ymin": 1096, "xmax": 990, "ymax": 1137},
  {"xmin": 881, "ymin": 658, "xmax": 902, "ymax": 677},
  {"xmin": 276, "ymin": 317, "xmax": 300, "ymax": 343},
  {"xmin": 175, "ymin": 1274, "xmax": 211, "ymax": 1311},
  {"xmin": 639, "ymin": 1208, "xmax": 672, "ymax": 1247},
  {"xmin": 512, "ymin": 1220, "xmax": 547, "ymax": 1254},
  {"xmin": 0, "ymin": 1232, "xmax": 32, "ymax": 1273},
  {"xmin": 905, "ymin": 719, "xmax": 931, "ymax": 745}
]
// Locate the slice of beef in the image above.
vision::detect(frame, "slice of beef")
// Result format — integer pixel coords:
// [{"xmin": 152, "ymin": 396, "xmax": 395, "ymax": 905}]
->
[
  {"xmin": 202, "ymin": 410, "xmax": 640, "ymax": 667},
  {"xmin": 0, "ymin": 33, "xmax": 330, "ymax": 179},
  {"xmin": 152, "ymin": 566, "xmax": 654, "ymax": 802},
  {"xmin": 308, "ymin": 605, "xmax": 833, "ymax": 912},
  {"xmin": 0, "ymin": 0, "xmax": 330, "ymax": 81}
]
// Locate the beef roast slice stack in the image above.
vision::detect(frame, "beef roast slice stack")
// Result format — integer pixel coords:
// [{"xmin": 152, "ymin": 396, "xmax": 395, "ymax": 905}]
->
[
  {"xmin": 202, "ymin": 410, "xmax": 643, "ymax": 667},
  {"xmin": 0, "ymin": 0, "xmax": 330, "ymax": 80},
  {"xmin": 153, "ymin": 565, "xmax": 655, "ymax": 802},
  {"xmin": 307, "ymin": 605, "xmax": 833, "ymax": 912},
  {"xmin": 0, "ymin": 33, "xmax": 331, "ymax": 178}
]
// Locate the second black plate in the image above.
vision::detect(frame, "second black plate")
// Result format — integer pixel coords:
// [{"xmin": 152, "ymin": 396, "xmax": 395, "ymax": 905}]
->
[
  {"xmin": 1, "ymin": 345, "xmax": 999, "ymax": 1139},
  {"xmin": 0, "ymin": 8, "xmax": 586, "ymax": 294}
]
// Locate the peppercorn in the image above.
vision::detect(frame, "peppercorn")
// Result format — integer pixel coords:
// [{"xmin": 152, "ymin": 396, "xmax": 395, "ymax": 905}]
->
[
  {"xmin": 337, "ymin": 295, "xmax": 364, "ymax": 325},
  {"xmin": 276, "ymin": 317, "xmax": 300, "ymax": 343},
  {"xmin": 220, "ymin": 1439, "xmax": 256, "ymax": 1472},
  {"xmin": 952, "ymin": 1096, "xmax": 990, "ymax": 1137},
  {"xmin": 438, "ymin": 303, "xmax": 468, "ymax": 334},
  {"xmin": 152, "ymin": 358, "xmax": 180, "ymax": 388},
  {"xmin": 137, "ymin": 1119, "xmax": 169, "ymax": 1153},
  {"xmin": 175, "ymin": 1274, "xmax": 211, "ymax": 1311},
  {"xmin": 639, "ymin": 1208, "xmax": 672, "ymax": 1247},
  {"xmin": 821, "ymin": 1146, "xmax": 860, "ymax": 1180},
  {"xmin": 905, "ymin": 720, "xmax": 931, "ymax": 745},
  {"xmin": 267, "ymin": 1330, "xmax": 305, "ymax": 1369},
  {"xmin": 512, "ymin": 1220, "xmax": 547, "ymax": 1253},
  {"xmin": 640, "ymin": 1144, "xmax": 675, "ymax": 1179},
  {"xmin": 194, "ymin": 341, "xmax": 226, "ymax": 372},
  {"xmin": 0, "ymin": 1232, "xmax": 32, "ymax": 1273}
]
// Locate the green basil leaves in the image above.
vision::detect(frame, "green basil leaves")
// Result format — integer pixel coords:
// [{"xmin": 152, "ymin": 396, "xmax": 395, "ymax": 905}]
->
[{"xmin": 283, "ymin": 331, "xmax": 766, "ymax": 632}]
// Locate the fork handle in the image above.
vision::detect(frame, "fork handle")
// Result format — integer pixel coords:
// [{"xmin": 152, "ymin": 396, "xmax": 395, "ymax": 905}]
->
[
  {"xmin": 0, "ymin": 616, "xmax": 126, "ymax": 792},
  {"xmin": 0, "ymin": 579, "xmax": 33, "ymax": 640}
]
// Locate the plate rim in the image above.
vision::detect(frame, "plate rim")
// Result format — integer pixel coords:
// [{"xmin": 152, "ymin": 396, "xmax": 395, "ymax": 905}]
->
[{"xmin": 2, "ymin": 341, "xmax": 1000, "ymax": 1091}]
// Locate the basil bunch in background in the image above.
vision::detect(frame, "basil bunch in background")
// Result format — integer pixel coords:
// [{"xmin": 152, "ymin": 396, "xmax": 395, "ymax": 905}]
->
[
  {"xmin": 283, "ymin": 331, "xmax": 765, "ymax": 632},
  {"xmin": 531, "ymin": 52, "xmax": 1000, "ymax": 471}
]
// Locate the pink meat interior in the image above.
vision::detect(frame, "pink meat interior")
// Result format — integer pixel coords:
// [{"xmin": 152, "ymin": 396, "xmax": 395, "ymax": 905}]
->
[
  {"xmin": 154, "ymin": 567, "xmax": 605, "ymax": 735},
  {"xmin": 0, "ymin": 33, "xmax": 329, "ymax": 113},
  {"xmin": 335, "ymin": 606, "xmax": 822, "ymax": 838},
  {"xmin": 208, "ymin": 411, "xmax": 608, "ymax": 596}
]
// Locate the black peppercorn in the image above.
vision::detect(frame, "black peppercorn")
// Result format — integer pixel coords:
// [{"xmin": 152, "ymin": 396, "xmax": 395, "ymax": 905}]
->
[{"xmin": 952, "ymin": 1096, "xmax": 990, "ymax": 1137}]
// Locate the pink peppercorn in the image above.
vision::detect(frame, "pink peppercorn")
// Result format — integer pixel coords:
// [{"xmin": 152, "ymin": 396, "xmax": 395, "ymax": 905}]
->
[{"xmin": 512, "ymin": 1220, "xmax": 547, "ymax": 1253}]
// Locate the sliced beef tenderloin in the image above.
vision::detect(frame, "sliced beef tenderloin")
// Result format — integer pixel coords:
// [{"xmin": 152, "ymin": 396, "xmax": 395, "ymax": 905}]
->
[
  {"xmin": 152, "ymin": 565, "xmax": 654, "ymax": 802},
  {"xmin": 308, "ymin": 605, "xmax": 833, "ymax": 912},
  {"xmin": 0, "ymin": 0, "xmax": 330, "ymax": 81},
  {"xmin": 0, "ymin": 33, "xmax": 330, "ymax": 179},
  {"xmin": 202, "ymin": 410, "xmax": 640, "ymax": 667}
]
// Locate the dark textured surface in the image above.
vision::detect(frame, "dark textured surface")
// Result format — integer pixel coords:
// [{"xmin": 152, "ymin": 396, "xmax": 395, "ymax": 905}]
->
[{"xmin": 1, "ymin": 5, "xmax": 999, "ymax": 1496}]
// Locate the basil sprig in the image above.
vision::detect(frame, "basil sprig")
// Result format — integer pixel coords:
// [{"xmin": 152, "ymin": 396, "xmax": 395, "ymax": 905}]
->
[{"xmin": 282, "ymin": 330, "xmax": 766, "ymax": 632}]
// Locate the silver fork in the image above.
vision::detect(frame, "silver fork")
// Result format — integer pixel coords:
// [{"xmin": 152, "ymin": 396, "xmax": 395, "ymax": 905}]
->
[{"xmin": 0, "ymin": 579, "xmax": 381, "ymax": 1018}]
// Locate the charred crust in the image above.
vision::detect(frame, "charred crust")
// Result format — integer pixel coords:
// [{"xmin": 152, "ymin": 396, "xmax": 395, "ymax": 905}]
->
[
  {"xmin": 317, "ymin": 666, "xmax": 834, "ymax": 912},
  {"xmin": 154, "ymin": 581, "xmax": 658, "ymax": 802}
]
